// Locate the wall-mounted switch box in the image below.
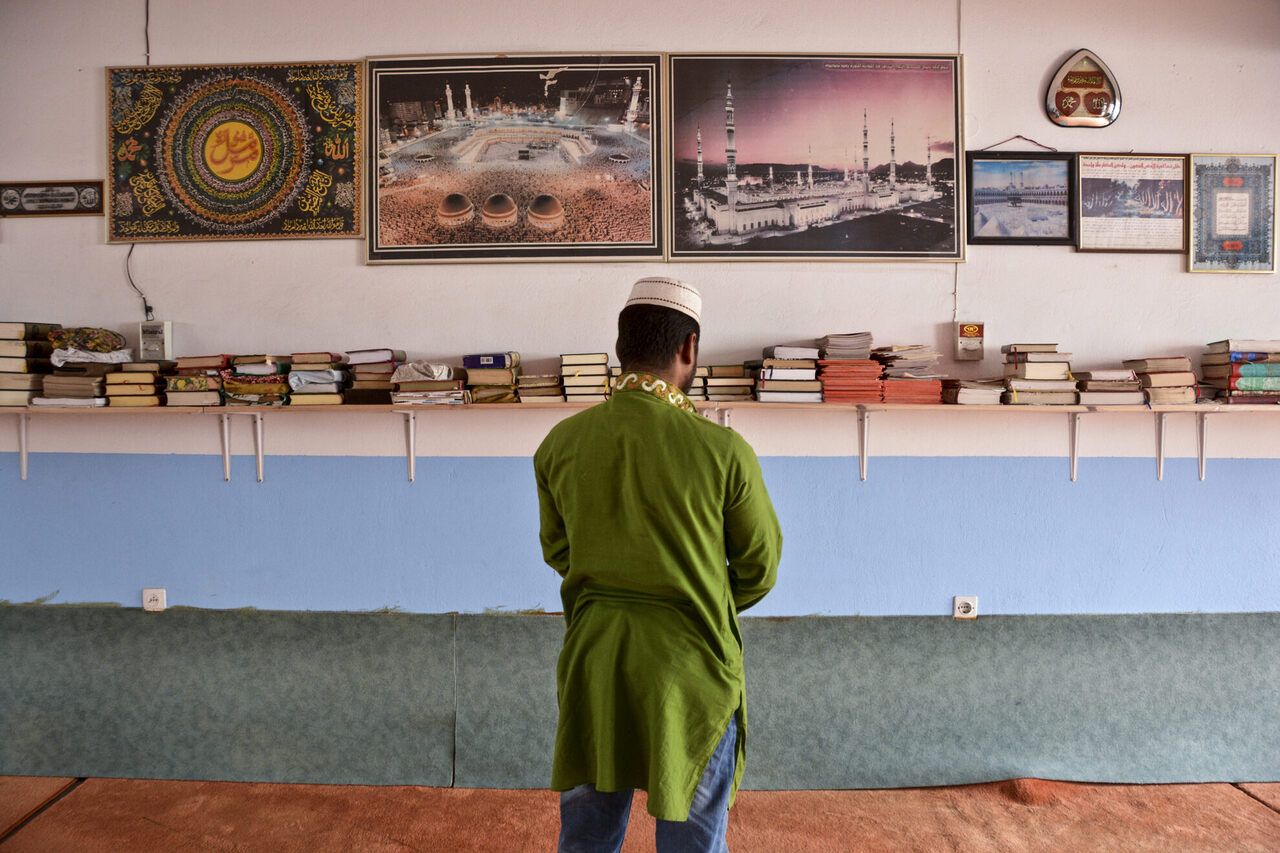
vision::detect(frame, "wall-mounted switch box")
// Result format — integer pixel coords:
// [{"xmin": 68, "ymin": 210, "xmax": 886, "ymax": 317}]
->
[
  {"xmin": 139, "ymin": 320, "xmax": 172, "ymax": 361},
  {"xmin": 955, "ymin": 322, "xmax": 984, "ymax": 361},
  {"xmin": 143, "ymin": 588, "xmax": 167, "ymax": 612}
]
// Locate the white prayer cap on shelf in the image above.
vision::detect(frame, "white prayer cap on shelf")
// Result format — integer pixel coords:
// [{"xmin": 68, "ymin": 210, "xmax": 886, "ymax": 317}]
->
[{"xmin": 624, "ymin": 276, "xmax": 702, "ymax": 323}]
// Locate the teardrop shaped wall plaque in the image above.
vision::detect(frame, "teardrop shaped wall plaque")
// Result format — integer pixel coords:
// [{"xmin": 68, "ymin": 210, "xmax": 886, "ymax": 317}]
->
[{"xmin": 1045, "ymin": 48, "xmax": 1121, "ymax": 127}]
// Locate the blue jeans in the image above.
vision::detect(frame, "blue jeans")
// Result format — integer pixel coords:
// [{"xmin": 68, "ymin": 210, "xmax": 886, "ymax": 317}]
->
[{"xmin": 558, "ymin": 715, "xmax": 737, "ymax": 853}]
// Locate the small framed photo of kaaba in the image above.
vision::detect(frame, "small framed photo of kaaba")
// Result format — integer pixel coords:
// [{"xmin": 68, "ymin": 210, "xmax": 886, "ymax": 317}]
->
[
  {"xmin": 966, "ymin": 151, "xmax": 1076, "ymax": 245},
  {"xmin": 667, "ymin": 53, "xmax": 964, "ymax": 262},
  {"xmin": 107, "ymin": 61, "xmax": 363, "ymax": 242},
  {"xmin": 366, "ymin": 54, "xmax": 664, "ymax": 263}
]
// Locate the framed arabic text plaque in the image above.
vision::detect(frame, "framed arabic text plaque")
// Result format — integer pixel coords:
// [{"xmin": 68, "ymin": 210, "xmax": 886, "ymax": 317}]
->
[
  {"xmin": 1045, "ymin": 49, "xmax": 1121, "ymax": 128},
  {"xmin": 1188, "ymin": 154, "xmax": 1276, "ymax": 273},
  {"xmin": 107, "ymin": 61, "xmax": 362, "ymax": 243}
]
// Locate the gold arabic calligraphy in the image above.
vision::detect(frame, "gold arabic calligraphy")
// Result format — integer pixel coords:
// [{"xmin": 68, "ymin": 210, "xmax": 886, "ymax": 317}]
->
[
  {"xmin": 306, "ymin": 82, "xmax": 355, "ymax": 130},
  {"xmin": 113, "ymin": 82, "xmax": 164, "ymax": 135},
  {"xmin": 203, "ymin": 122, "xmax": 262, "ymax": 180}
]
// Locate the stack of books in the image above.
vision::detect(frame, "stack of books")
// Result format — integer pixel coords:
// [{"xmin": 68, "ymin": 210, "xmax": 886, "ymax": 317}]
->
[
  {"xmin": 685, "ymin": 367, "xmax": 709, "ymax": 402},
  {"xmin": 167, "ymin": 355, "xmax": 228, "ymax": 406},
  {"xmin": 560, "ymin": 353, "xmax": 610, "ymax": 403},
  {"xmin": 882, "ymin": 377, "xmax": 943, "ymax": 404},
  {"xmin": 1202, "ymin": 338, "xmax": 1280, "ymax": 404},
  {"xmin": 221, "ymin": 355, "xmax": 291, "ymax": 406},
  {"xmin": 818, "ymin": 360, "xmax": 882, "ymax": 403},
  {"xmin": 288, "ymin": 351, "xmax": 348, "ymax": 406},
  {"xmin": 0, "ymin": 322, "xmax": 59, "ymax": 407},
  {"xmin": 871, "ymin": 345, "xmax": 943, "ymax": 378},
  {"xmin": 1001, "ymin": 343, "xmax": 1077, "ymax": 405},
  {"xmin": 36, "ymin": 373, "xmax": 107, "ymax": 406},
  {"xmin": 818, "ymin": 331, "xmax": 874, "ymax": 361},
  {"xmin": 464, "ymin": 351, "xmax": 520, "ymax": 404},
  {"xmin": 105, "ymin": 365, "xmax": 164, "ymax": 407},
  {"xmin": 751, "ymin": 349, "xmax": 821, "ymax": 403},
  {"xmin": 516, "ymin": 373, "xmax": 563, "ymax": 404},
  {"xmin": 941, "ymin": 379, "xmax": 1004, "ymax": 405},
  {"xmin": 392, "ymin": 361, "xmax": 468, "ymax": 405},
  {"xmin": 1122, "ymin": 355, "xmax": 1197, "ymax": 405},
  {"xmin": 1073, "ymin": 368, "xmax": 1144, "ymax": 405},
  {"xmin": 705, "ymin": 364, "xmax": 755, "ymax": 402},
  {"xmin": 345, "ymin": 348, "xmax": 405, "ymax": 404}
]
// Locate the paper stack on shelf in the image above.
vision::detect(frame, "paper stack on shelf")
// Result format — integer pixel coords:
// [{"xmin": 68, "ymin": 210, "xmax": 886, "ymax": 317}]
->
[
  {"xmin": 391, "ymin": 361, "xmax": 467, "ymax": 405},
  {"xmin": 818, "ymin": 331, "xmax": 874, "ymax": 361},
  {"xmin": 0, "ymin": 322, "xmax": 60, "ymax": 407},
  {"xmin": 464, "ymin": 351, "xmax": 520, "ymax": 404},
  {"xmin": 345, "ymin": 348, "xmax": 405, "ymax": 404},
  {"xmin": 817, "ymin": 359, "xmax": 882, "ymax": 403},
  {"xmin": 871, "ymin": 344, "xmax": 943, "ymax": 378},
  {"xmin": 1000, "ymin": 343, "xmax": 1077, "ymax": 405},
  {"xmin": 288, "ymin": 351, "xmax": 348, "ymax": 406},
  {"xmin": 1122, "ymin": 355, "xmax": 1197, "ymax": 405},
  {"xmin": 941, "ymin": 379, "xmax": 1004, "ymax": 405},
  {"xmin": 560, "ymin": 353, "xmax": 609, "ymax": 404},
  {"xmin": 751, "ymin": 348, "xmax": 821, "ymax": 403},
  {"xmin": 881, "ymin": 377, "xmax": 943, "ymax": 404},
  {"xmin": 1073, "ymin": 367, "xmax": 1144, "ymax": 405},
  {"xmin": 1201, "ymin": 338, "xmax": 1280, "ymax": 404}
]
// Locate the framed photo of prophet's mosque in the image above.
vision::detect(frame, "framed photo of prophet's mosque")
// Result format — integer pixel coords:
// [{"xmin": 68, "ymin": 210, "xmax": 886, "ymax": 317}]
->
[
  {"xmin": 106, "ymin": 61, "xmax": 362, "ymax": 243},
  {"xmin": 666, "ymin": 53, "xmax": 964, "ymax": 261},
  {"xmin": 366, "ymin": 54, "xmax": 664, "ymax": 263}
]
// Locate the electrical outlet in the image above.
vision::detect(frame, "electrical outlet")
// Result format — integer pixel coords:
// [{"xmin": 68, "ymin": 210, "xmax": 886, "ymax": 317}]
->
[
  {"xmin": 143, "ymin": 588, "xmax": 167, "ymax": 612},
  {"xmin": 953, "ymin": 595, "xmax": 978, "ymax": 620}
]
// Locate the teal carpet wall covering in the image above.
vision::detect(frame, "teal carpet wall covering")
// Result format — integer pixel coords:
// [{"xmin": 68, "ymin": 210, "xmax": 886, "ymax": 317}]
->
[{"xmin": 4, "ymin": 608, "xmax": 1278, "ymax": 788}]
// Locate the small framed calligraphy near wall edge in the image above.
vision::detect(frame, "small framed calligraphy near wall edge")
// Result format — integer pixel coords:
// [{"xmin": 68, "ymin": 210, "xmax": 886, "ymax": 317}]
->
[
  {"xmin": 1, "ymin": 181, "xmax": 104, "ymax": 217},
  {"xmin": 1187, "ymin": 154, "xmax": 1276, "ymax": 273},
  {"xmin": 1076, "ymin": 153, "xmax": 1187, "ymax": 253},
  {"xmin": 106, "ymin": 61, "xmax": 363, "ymax": 243}
]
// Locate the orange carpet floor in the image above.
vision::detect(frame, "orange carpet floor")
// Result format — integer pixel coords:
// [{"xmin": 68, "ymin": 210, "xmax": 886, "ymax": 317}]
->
[{"xmin": 3, "ymin": 776, "xmax": 1279, "ymax": 851}]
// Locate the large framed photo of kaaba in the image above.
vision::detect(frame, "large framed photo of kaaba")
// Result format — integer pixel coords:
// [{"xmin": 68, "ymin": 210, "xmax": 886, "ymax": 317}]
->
[
  {"xmin": 107, "ymin": 62, "xmax": 362, "ymax": 243},
  {"xmin": 667, "ymin": 53, "xmax": 963, "ymax": 262},
  {"xmin": 366, "ymin": 54, "xmax": 663, "ymax": 263}
]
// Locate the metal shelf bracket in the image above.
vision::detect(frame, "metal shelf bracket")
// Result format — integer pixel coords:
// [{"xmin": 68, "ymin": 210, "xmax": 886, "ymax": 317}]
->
[
  {"xmin": 1068, "ymin": 412, "xmax": 1081, "ymax": 482},
  {"xmin": 1197, "ymin": 412, "xmax": 1209, "ymax": 481},
  {"xmin": 17, "ymin": 413, "xmax": 30, "ymax": 481},
  {"xmin": 857, "ymin": 408, "xmax": 870, "ymax": 482},
  {"xmin": 1155, "ymin": 412, "xmax": 1167, "ymax": 481},
  {"xmin": 404, "ymin": 411, "xmax": 416, "ymax": 483},
  {"xmin": 219, "ymin": 411, "xmax": 265, "ymax": 482}
]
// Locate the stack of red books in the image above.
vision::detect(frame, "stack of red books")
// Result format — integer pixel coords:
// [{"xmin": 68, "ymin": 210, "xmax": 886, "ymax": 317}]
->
[
  {"xmin": 818, "ymin": 360, "xmax": 882, "ymax": 403},
  {"xmin": 881, "ymin": 378, "xmax": 943, "ymax": 404}
]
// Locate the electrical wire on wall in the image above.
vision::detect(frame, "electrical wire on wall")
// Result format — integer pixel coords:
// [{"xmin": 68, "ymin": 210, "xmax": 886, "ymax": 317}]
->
[{"xmin": 123, "ymin": 0, "xmax": 155, "ymax": 320}]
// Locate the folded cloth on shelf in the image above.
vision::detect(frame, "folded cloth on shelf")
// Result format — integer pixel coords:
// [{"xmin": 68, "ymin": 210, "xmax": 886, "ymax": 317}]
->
[
  {"xmin": 391, "ymin": 361, "xmax": 456, "ymax": 383},
  {"xmin": 48, "ymin": 327, "xmax": 128, "ymax": 353},
  {"xmin": 51, "ymin": 348, "xmax": 134, "ymax": 367},
  {"xmin": 222, "ymin": 392, "xmax": 288, "ymax": 406},
  {"xmin": 288, "ymin": 369, "xmax": 347, "ymax": 390}
]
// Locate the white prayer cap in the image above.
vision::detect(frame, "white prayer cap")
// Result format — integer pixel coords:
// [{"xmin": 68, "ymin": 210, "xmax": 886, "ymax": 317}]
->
[{"xmin": 624, "ymin": 276, "xmax": 702, "ymax": 323}]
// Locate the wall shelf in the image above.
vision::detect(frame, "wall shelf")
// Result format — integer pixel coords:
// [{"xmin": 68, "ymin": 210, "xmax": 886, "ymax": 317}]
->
[{"xmin": 6, "ymin": 401, "xmax": 1277, "ymax": 484}]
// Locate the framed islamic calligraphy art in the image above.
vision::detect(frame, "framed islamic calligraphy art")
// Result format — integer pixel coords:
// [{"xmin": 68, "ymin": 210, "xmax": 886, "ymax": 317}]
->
[
  {"xmin": 1, "ymin": 181, "xmax": 104, "ymax": 217},
  {"xmin": 106, "ymin": 61, "xmax": 362, "ymax": 243},
  {"xmin": 1076, "ymin": 154, "xmax": 1187, "ymax": 253},
  {"xmin": 366, "ymin": 53, "xmax": 664, "ymax": 263},
  {"xmin": 1187, "ymin": 154, "xmax": 1276, "ymax": 273},
  {"xmin": 666, "ymin": 53, "xmax": 964, "ymax": 262}
]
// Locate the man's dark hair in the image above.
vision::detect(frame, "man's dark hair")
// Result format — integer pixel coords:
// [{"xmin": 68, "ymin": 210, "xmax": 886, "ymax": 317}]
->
[{"xmin": 616, "ymin": 304, "xmax": 700, "ymax": 372}]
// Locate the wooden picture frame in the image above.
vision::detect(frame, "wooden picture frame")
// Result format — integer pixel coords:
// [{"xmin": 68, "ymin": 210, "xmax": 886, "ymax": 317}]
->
[
  {"xmin": 366, "ymin": 53, "xmax": 664, "ymax": 263},
  {"xmin": 667, "ymin": 53, "xmax": 964, "ymax": 262},
  {"xmin": 1187, "ymin": 154, "xmax": 1276, "ymax": 273},
  {"xmin": 966, "ymin": 151, "xmax": 1076, "ymax": 246},
  {"xmin": 1076, "ymin": 153, "xmax": 1187, "ymax": 253},
  {"xmin": 106, "ymin": 61, "xmax": 363, "ymax": 243}
]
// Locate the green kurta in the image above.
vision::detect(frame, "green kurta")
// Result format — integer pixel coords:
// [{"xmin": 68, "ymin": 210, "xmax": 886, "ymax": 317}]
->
[{"xmin": 534, "ymin": 373, "xmax": 782, "ymax": 821}]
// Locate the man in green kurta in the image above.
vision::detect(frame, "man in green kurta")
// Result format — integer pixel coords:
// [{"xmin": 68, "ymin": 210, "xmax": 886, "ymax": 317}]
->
[{"xmin": 535, "ymin": 276, "xmax": 782, "ymax": 852}]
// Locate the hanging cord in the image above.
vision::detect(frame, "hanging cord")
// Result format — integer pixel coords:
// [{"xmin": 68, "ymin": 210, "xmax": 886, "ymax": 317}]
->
[
  {"xmin": 978, "ymin": 134, "xmax": 1058, "ymax": 152},
  {"xmin": 123, "ymin": 0, "xmax": 154, "ymax": 320},
  {"xmin": 126, "ymin": 244, "xmax": 155, "ymax": 321}
]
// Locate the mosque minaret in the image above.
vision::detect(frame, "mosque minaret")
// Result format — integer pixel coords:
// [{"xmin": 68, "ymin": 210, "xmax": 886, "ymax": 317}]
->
[
  {"xmin": 724, "ymin": 77, "xmax": 737, "ymax": 231},
  {"xmin": 465, "ymin": 83, "xmax": 474, "ymax": 120},
  {"xmin": 926, "ymin": 135, "xmax": 932, "ymax": 185},
  {"xmin": 696, "ymin": 126, "xmax": 704, "ymax": 185},
  {"xmin": 862, "ymin": 109, "xmax": 870, "ymax": 193},
  {"xmin": 625, "ymin": 76, "xmax": 642, "ymax": 131},
  {"xmin": 445, "ymin": 83, "xmax": 455, "ymax": 120},
  {"xmin": 808, "ymin": 145, "xmax": 814, "ymax": 191},
  {"xmin": 889, "ymin": 118, "xmax": 897, "ymax": 190}
]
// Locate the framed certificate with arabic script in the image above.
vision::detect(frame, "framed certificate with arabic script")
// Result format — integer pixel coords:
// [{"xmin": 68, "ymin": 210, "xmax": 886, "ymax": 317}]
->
[
  {"xmin": 106, "ymin": 61, "xmax": 363, "ymax": 243},
  {"xmin": 1187, "ymin": 154, "xmax": 1276, "ymax": 273}
]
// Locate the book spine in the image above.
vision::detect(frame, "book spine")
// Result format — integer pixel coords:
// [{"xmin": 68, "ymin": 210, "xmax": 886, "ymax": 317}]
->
[
  {"xmin": 463, "ymin": 352, "xmax": 517, "ymax": 369},
  {"xmin": 1232, "ymin": 363, "xmax": 1280, "ymax": 377},
  {"xmin": 1227, "ymin": 376, "xmax": 1280, "ymax": 391},
  {"xmin": 1228, "ymin": 351, "xmax": 1280, "ymax": 363}
]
